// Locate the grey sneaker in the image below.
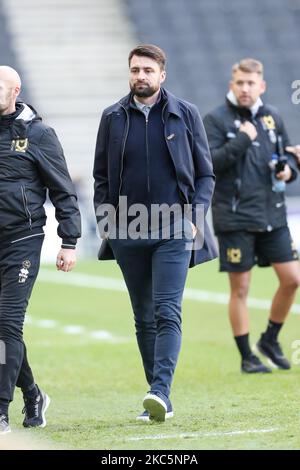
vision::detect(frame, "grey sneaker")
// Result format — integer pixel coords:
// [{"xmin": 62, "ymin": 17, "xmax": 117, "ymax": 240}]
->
[{"xmin": 0, "ymin": 414, "xmax": 11, "ymax": 435}]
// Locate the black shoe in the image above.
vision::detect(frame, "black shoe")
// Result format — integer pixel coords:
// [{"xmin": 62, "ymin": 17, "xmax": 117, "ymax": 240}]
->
[
  {"xmin": 256, "ymin": 335, "xmax": 291, "ymax": 370},
  {"xmin": 0, "ymin": 414, "xmax": 11, "ymax": 434},
  {"xmin": 22, "ymin": 387, "xmax": 50, "ymax": 428},
  {"xmin": 241, "ymin": 354, "xmax": 272, "ymax": 373}
]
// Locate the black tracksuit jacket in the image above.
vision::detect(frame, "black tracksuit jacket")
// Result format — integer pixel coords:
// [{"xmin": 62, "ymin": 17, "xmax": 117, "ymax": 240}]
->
[
  {"xmin": 203, "ymin": 99, "xmax": 298, "ymax": 234},
  {"xmin": 0, "ymin": 102, "xmax": 81, "ymax": 246}
]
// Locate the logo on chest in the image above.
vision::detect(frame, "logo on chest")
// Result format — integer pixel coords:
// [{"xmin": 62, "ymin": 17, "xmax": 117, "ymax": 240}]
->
[
  {"xmin": 260, "ymin": 115, "xmax": 277, "ymax": 144},
  {"xmin": 11, "ymin": 138, "xmax": 29, "ymax": 153}
]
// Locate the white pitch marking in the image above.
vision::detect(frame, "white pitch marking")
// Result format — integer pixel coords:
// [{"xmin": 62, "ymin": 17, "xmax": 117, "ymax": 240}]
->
[
  {"xmin": 127, "ymin": 427, "xmax": 280, "ymax": 442},
  {"xmin": 36, "ymin": 319, "xmax": 58, "ymax": 328},
  {"xmin": 90, "ymin": 330, "xmax": 114, "ymax": 340},
  {"xmin": 63, "ymin": 325, "xmax": 86, "ymax": 335},
  {"xmin": 38, "ymin": 270, "xmax": 127, "ymax": 292},
  {"xmin": 25, "ymin": 315, "xmax": 128, "ymax": 343},
  {"xmin": 38, "ymin": 269, "xmax": 300, "ymax": 315}
]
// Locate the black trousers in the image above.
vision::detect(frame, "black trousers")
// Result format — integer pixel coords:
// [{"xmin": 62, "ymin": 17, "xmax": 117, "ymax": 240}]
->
[{"xmin": 0, "ymin": 235, "xmax": 44, "ymax": 402}]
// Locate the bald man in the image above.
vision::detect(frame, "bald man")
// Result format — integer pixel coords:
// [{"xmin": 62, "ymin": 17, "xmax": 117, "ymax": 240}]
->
[
  {"xmin": 0, "ymin": 66, "xmax": 81, "ymax": 434},
  {"xmin": 0, "ymin": 66, "xmax": 21, "ymax": 113}
]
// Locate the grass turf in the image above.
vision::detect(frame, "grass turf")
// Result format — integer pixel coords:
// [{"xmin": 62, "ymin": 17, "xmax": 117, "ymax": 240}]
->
[{"xmin": 8, "ymin": 259, "xmax": 300, "ymax": 450}]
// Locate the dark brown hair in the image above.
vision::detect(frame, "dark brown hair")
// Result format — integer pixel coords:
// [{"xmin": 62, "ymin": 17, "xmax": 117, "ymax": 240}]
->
[{"xmin": 128, "ymin": 44, "xmax": 166, "ymax": 70}]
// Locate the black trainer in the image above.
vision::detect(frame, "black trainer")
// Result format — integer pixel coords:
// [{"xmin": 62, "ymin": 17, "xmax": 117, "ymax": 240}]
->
[
  {"xmin": 256, "ymin": 335, "xmax": 291, "ymax": 370},
  {"xmin": 241, "ymin": 354, "xmax": 272, "ymax": 373},
  {"xmin": 0, "ymin": 414, "xmax": 11, "ymax": 434},
  {"xmin": 22, "ymin": 387, "xmax": 50, "ymax": 428}
]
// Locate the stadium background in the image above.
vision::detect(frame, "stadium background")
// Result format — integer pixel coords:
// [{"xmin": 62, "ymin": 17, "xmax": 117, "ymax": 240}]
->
[{"xmin": 1, "ymin": 0, "xmax": 300, "ymax": 450}]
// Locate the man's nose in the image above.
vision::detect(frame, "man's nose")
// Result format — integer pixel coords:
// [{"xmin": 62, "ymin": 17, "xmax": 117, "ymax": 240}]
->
[
  {"xmin": 137, "ymin": 70, "xmax": 147, "ymax": 80},
  {"xmin": 241, "ymin": 83, "xmax": 249, "ymax": 92}
]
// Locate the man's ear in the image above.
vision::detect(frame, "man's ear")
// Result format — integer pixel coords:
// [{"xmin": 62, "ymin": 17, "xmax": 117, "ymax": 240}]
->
[
  {"xmin": 260, "ymin": 80, "xmax": 266, "ymax": 94},
  {"xmin": 160, "ymin": 70, "xmax": 166, "ymax": 84},
  {"xmin": 15, "ymin": 85, "xmax": 21, "ymax": 98}
]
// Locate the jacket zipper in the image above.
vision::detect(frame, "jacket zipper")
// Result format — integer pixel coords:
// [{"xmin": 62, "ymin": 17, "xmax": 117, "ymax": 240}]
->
[
  {"xmin": 21, "ymin": 185, "xmax": 32, "ymax": 229},
  {"xmin": 116, "ymin": 105, "xmax": 130, "ymax": 216},
  {"xmin": 145, "ymin": 114, "xmax": 150, "ymax": 196},
  {"xmin": 256, "ymin": 118, "xmax": 273, "ymax": 230}
]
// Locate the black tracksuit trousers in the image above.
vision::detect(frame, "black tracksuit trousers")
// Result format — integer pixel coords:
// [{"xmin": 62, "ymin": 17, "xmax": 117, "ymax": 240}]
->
[{"xmin": 0, "ymin": 235, "xmax": 44, "ymax": 402}]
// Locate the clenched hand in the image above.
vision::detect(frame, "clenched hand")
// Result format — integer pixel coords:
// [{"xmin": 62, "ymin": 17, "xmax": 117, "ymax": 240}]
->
[{"xmin": 56, "ymin": 248, "xmax": 77, "ymax": 272}]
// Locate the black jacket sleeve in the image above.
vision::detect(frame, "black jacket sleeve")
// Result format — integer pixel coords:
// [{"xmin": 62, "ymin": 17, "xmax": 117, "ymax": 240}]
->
[
  {"xmin": 203, "ymin": 113, "xmax": 252, "ymax": 174},
  {"xmin": 274, "ymin": 113, "xmax": 298, "ymax": 183},
  {"xmin": 93, "ymin": 110, "xmax": 110, "ymax": 236},
  {"xmin": 190, "ymin": 105, "xmax": 215, "ymax": 226},
  {"xmin": 36, "ymin": 127, "xmax": 81, "ymax": 247}
]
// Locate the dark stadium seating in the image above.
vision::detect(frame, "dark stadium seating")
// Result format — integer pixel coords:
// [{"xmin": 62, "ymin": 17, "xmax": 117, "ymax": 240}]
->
[
  {"xmin": 0, "ymin": 2, "xmax": 31, "ymax": 102},
  {"xmin": 125, "ymin": 0, "xmax": 300, "ymax": 155}
]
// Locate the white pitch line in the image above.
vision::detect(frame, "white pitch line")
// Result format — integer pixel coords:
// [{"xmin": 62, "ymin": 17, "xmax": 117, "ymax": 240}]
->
[
  {"xmin": 63, "ymin": 325, "xmax": 86, "ymax": 335},
  {"xmin": 25, "ymin": 314, "xmax": 129, "ymax": 344},
  {"xmin": 36, "ymin": 319, "xmax": 58, "ymax": 329},
  {"xmin": 38, "ymin": 269, "xmax": 300, "ymax": 315},
  {"xmin": 90, "ymin": 330, "xmax": 114, "ymax": 340},
  {"xmin": 127, "ymin": 427, "xmax": 280, "ymax": 442}
]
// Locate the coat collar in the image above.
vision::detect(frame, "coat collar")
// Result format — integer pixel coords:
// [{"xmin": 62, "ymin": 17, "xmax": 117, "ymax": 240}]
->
[
  {"xmin": 225, "ymin": 94, "xmax": 267, "ymax": 120},
  {"xmin": 118, "ymin": 87, "xmax": 182, "ymax": 118}
]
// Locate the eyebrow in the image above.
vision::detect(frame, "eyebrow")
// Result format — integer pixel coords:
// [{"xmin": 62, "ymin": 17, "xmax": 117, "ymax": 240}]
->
[{"xmin": 130, "ymin": 66, "xmax": 155, "ymax": 71}]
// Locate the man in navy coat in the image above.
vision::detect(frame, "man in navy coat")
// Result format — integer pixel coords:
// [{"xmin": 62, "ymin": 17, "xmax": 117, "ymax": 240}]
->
[{"xmin": 93, "ymin": 44, "xmax": 216, "ymax": 422}]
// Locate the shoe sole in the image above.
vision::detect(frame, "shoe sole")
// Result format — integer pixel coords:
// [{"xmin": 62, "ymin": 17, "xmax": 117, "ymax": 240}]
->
[
  {"xmin": 241, "ymin": 367, "xmax": 272, "ymax": 374},
  {"xmin": 143, "ymin": 394, "xmax": 167, "ymax": 422},
  {"xmin": 40, "ymin": 393, "xmax": 51, "ymax": 428},
  {"xmin": 136, "ymin": 411, "xmax": 174, "ymax": 422}
]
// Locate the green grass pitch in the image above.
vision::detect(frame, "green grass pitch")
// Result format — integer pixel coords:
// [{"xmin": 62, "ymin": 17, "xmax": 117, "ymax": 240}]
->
[{"xmin": 8, "ymin": 259, "xmax": 300, "ymax": 450}]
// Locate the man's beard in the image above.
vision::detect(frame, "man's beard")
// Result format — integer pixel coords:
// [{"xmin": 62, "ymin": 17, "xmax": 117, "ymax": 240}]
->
[{"xmin": 130, "ymin": 83, "xmax": 158, "ymax": 98}]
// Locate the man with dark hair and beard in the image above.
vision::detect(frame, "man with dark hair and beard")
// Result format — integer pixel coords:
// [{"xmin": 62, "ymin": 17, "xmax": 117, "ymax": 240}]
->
[{"xmin": 93, "ymin": 44, "xmax": 217, "ymax": 422}]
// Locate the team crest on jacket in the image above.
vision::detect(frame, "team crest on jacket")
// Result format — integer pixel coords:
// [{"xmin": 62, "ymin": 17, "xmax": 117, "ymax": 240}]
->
[
  {"xmin": 11, "ymin": 138, "xmax": 29, "ymax": 153},
  {"xmin": 261, "ymin": 115, "xmax": 276, "ymax": 130},
  {"xmin": 18, "ymin": 260, "xmax": 31, "ymax": 283}
]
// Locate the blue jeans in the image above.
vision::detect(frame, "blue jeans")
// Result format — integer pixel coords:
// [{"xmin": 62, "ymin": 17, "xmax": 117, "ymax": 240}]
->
[{"xmin": 109, "ymin": 233, "xmax": 191, "ymax": 401}]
